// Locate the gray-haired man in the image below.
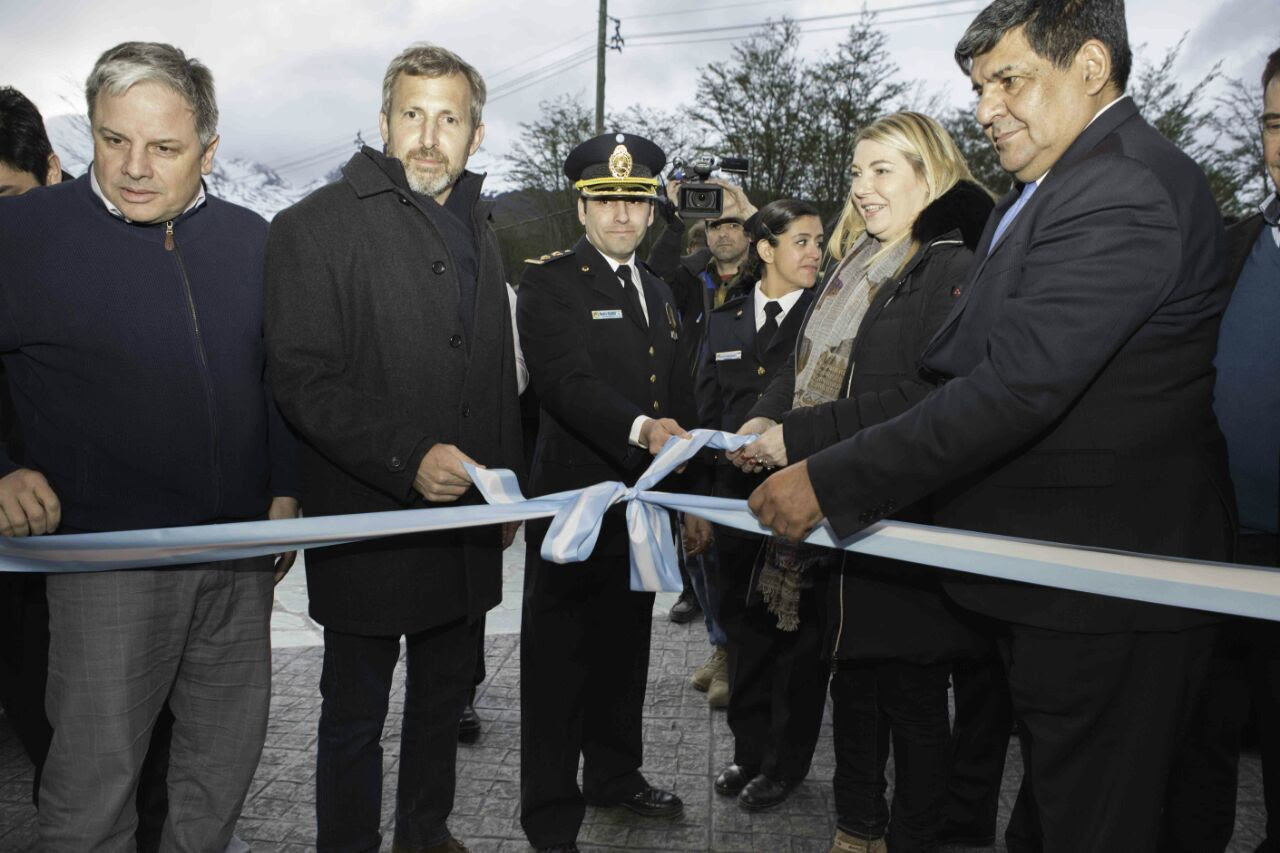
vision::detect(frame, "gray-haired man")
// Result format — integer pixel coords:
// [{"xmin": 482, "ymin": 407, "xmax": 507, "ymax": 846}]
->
[
  {"xmin": 0, "ymin": 42, "xmax": 299, "ymax": 849},
  {"xmin": 265, "ymin": 43, "xmax": 523, "ymax": 853}
]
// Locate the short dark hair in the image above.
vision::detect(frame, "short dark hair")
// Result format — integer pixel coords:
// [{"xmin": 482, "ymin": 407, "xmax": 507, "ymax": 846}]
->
[
  {"xmin": 1263, "ymin": 47, "xmax": 1280, "ymax": 91},
  {"xmin": 955, "ymin": 0, "xmax": 1133, "ymax": 92},
  {"xmin": 0, "ymin": 86, "xmax": 55, "ymax": 184},
  {"xmin": 742, "ymin": 198, "xmax": 822, "ymax": 282}
]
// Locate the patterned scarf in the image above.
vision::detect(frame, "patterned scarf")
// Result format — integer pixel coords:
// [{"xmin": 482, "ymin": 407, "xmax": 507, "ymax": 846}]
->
[{"xmin": 756, "ymin": 234, "xmax": 913, "ymax": 631}]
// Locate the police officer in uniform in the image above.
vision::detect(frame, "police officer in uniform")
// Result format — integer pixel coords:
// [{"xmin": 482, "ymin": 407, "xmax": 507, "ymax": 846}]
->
[{"xmin": 516, "ymin": 132, "xmax": 696, "ymax": 853}]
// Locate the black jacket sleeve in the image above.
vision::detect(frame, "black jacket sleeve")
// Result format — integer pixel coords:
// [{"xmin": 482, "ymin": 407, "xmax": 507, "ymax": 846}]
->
[{"xmin": 782, "ymin": 247, "xmax": 970, "ymax": 463}]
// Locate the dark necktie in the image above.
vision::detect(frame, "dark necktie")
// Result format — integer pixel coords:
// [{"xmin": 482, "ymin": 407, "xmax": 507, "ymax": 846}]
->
[
  {"xmin": 615, "ymin": 264, "xmax": 647, "ymax": 326},
  {"xmin": 759, "ymin": 300, "xmax": 783, "ymax": 349}
]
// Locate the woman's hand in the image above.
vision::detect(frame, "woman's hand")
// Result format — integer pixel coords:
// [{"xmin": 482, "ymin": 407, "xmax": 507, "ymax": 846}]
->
[{"xmin": 728, "ymin": 417, "xmax": 781, "ymax": 472}]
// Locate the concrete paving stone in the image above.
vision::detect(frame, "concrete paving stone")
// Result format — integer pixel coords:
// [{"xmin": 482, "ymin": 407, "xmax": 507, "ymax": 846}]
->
[{"xmin": 1, "ymin": 612, "xmax": 1273, "ymax": 852}]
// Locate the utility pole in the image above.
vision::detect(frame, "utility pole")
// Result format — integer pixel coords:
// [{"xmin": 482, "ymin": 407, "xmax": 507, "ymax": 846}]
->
[{"xmin": 595, "ymin": 0, "xmax": 606, "ymax": 135}]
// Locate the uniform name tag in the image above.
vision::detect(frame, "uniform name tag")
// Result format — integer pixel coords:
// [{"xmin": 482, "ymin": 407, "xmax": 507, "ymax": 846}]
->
[
  {"xmin": 591, "ymin": 309, "xmax": 624, "ymax": 320},
  {"xmin": 715, "ymin": 350, "xmax": 743, "ymax": 361}
]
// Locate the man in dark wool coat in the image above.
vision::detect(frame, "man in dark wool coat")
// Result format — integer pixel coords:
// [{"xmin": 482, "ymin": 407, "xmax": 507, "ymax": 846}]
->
[
  {"xmin": 264, "ymin": 43, "xmax": 524, "ymax": 853},
  {"xmin": 747, "ymin": 1, "xmax": 1234, "ymax": 851},
  {"xmin": 516, "ymin": 132, "xmax": 698, "ymax": 853}
]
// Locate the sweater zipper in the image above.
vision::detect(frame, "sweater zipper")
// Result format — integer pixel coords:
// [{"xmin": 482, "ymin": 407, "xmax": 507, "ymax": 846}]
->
[{"xmin": 166, "ymin": 220, "xmax": 223, "ymax": 515}]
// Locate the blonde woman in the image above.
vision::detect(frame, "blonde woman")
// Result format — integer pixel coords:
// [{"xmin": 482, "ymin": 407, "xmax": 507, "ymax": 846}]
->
[{"xmin": 731, "ymin": 112, "xmax": 994, "ymax": 852}]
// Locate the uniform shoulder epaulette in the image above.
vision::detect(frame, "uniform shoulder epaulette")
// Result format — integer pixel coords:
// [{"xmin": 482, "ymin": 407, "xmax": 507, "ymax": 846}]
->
[{"xmin": 524, "ymin": 248, "xmax": 575, "ymax": 265}]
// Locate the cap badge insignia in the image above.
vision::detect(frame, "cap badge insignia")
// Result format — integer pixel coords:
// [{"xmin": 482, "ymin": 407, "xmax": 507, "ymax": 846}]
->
[{"xmin": 608, "ymin": 144, "xmax": 634, "ymax": 179}]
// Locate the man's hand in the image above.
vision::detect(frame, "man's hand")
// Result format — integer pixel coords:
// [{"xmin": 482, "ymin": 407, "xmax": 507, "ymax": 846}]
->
[
  {"xmin": 713, "ymin": 179, "xmax": 758, "ymax": 222},
  {"xmin": 727, "ymin": 417, "xmax": 777, "ymax": 470},
  {"xmin": 748, "ymin": 461, "xmax": 823, "ymax": 542},
  {"xmin": 0, "ymin": 468, "xmax": 61, "ymax": 537},
  {"xmin": 268, "ymin": 496, "xmax": 301, "ymax": 584},
  {"xmin": 501, "ymin": 521, "xmax": 521, "ymax": 550},
  {"xmin": 414, "ymin": 444, "xmax": 481, "ymax": 502},
  {"xmin": 682, "ymin": 513, "xmax": 713, "ymax": 556},
  {"xmin": 638, "ymin": 417, "xmax": 691, "ymax": 456}
]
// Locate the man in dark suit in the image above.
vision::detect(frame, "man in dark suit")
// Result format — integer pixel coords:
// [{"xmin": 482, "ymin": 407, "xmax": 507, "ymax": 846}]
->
[
  {"xmin": 516, "ymin": 132, "xmax": 696, "ymax": 853},
  {"xmin": 748, "ymin": 1, "xmax": 1233, "ymax": 849},
  {"xmin": 265, "ymin": 43, "xmax": 524, "ymax": 853},
  {"xmin": 1160, "ymin": 45, "xmax": 1280, "ymax": 853}
]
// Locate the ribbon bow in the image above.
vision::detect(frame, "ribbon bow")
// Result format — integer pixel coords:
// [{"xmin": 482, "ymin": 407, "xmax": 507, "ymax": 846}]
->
[{"xmin": 470, "ymin": 429, "xmax": 756, "ymax": 591}]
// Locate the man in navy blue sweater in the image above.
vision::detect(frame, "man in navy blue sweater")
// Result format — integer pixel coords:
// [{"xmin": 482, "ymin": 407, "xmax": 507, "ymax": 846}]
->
[{"xmin": 0, "ymin": 42, "xmax": 298, "ymax": 850}]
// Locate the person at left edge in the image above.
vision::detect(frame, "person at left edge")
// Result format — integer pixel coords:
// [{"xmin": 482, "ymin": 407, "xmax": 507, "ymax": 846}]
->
[
  {"xmin": 264, "ymin": 43, "xmax": 524, "ymax": 853},
  {"xmin": 0, "ymin": 41, "xmax": 300, "ymax": 850},
  {"xmin": 517, "ymin": 132, "xmax": 696, "ymax": 853}
]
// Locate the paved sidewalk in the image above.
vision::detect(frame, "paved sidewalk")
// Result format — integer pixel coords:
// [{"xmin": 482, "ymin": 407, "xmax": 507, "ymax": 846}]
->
[{"xmin": 0, "ymin": 532, "xmax": 1269, "ymax": 851}]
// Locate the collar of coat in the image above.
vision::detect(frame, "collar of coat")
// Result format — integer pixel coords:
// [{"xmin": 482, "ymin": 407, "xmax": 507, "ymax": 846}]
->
[
  {"xmin": 342, "ymin": 145, "xmax": 491, "ymax": 222},
  {"xmin": 911, "ymin": 179, "xmax": 996, "ymax": 251}
]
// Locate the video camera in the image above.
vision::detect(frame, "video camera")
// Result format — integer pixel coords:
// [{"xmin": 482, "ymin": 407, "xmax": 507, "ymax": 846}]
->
[{"xmin": 670, "ymin": 155, "xmax": 750, "ymax": 220}]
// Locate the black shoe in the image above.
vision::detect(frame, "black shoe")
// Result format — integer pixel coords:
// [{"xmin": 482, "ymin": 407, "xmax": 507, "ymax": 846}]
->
[
  {"xmin": 668, "ymin": 590, "xmax": 701, "ymax": 624},
  {"xmin": 535, "ymin": 846, "xmax": 580, "ymax": 853},
  {"xmin": 714, "ymin": 763, "xmax": 757, "ymax": 796},
  {"xmin": 592, "ymin": 785, "xmax": 684, "ymax": 818},
  {"xmin": 458, "ymin": 703, "xmax": 481, "ymax": 744},
  {"xmin": 737, "ymin": 774, "xmax": 800, "ymax": 811}
]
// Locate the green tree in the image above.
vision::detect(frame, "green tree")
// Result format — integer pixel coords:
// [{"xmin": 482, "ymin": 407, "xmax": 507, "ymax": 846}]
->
[
  {"xmin": 940, "ymin": 106, "xmax": 1013, "ymax": 197},
  {"xmin": 690, "ymin": 19, "xmax": 810, "ymax": 206},
  {"xmin": 803, "ymin": 12, "xmax": 911, "ymax": 214}
]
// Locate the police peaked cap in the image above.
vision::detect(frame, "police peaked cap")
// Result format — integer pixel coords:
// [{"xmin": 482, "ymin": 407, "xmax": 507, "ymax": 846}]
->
[{"xmin": 564, "ymin": 132, "xmax": 666, "ymax": 198}]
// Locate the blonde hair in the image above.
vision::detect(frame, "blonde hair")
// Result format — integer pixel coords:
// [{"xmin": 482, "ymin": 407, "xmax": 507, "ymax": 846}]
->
[{"xmin": 826, "ymin": 111, "xmax": 985, "ymax": 265}]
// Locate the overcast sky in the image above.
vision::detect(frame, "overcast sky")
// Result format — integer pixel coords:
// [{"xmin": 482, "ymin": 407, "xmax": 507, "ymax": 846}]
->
[{"xmin": 1, "ymin": 0, "xmax": 1274, "ymax": 191}]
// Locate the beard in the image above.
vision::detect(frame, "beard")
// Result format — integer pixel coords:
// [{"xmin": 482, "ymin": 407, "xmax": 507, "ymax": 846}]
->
[{"xmin": 401, "ymin": 146, "xmax": 461, "ymax": 198}]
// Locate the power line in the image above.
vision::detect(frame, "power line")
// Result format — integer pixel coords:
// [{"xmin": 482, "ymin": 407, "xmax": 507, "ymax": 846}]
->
[
  {"xmin": 626, "ymin": 0, "xmax": 976, "ymax": 40},
  {"xmin": 626, "ymin": 7, "xmax": 981, "ymax": 48},
  {"xmin": 489, "ymin": 47, "xmax": 598, "ymax": 100},
  {"xmin": 487, "ymin": 29, "xmax": 595, "ymax": 82},
  {"xmin": 619, "ymin": 0, "xmax": 972, "ymax": 21}
]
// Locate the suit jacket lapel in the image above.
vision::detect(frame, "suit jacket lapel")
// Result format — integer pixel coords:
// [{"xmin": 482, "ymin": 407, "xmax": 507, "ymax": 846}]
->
[
  {"xmin": 639, "ymin": 267, "xmax": 668, "ymax": 342},
  {"xmin": 927, "ymin": 97, "xmax": 1144, "ymax": 357},
  {"xmin": 579, "ymin": 238, "xmax": 649, "ymax": 334},
  {"xmin": 763, "ymin": 290, "xmax": 813, "ymax": 359}
]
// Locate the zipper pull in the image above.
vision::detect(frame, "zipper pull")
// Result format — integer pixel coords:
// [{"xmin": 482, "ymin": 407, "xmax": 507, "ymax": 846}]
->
[{"xmin": 164, "ymin": 221, "xmax": 175, "ymax": 251}]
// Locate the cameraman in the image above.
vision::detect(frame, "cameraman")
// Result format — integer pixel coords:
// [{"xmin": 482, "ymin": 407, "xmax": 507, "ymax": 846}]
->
[
  {"xmin": 645, "ymin": 177, "xmax": 756, "ymax": 697},
  {"xmin": 647, "ymin": 178, "xmax": 758, "ymax": 359}
]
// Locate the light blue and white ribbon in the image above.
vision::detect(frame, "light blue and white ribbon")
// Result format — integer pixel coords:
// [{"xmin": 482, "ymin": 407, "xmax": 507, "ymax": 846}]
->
[{"xmin": 3, "ymin": 429, "xmax": 1280, "ymax": 622}]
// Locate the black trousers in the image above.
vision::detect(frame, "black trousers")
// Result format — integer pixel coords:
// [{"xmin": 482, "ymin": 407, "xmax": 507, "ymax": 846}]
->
[
  {"xmin": 1159, "ymin": 533, "xmax": 1280, "ymax": 853},
  {"xmin": 520, "ymin": 543, "xmax": 654, "ymax": 848},
  {"xmin": 831, "ymin": 659, "xmax": 951, "ymax": 852},
  {"xmin": 943, "ymin": 647, "xmax": 1013, "ymax": 842},
  {"xmin": 315, "ymin": 617, "xmax": 479, "ymax": 853},
  {"xmin": 999, "ymin": 623, "xmax": 1214, "ymax": 853},
  {"xmin": 0, "ymin": 573, "xmax": 170, "ymax": 851},
  {"xmin": 715, "ymin": 531, "xmax": 829, "ymax": 779}
]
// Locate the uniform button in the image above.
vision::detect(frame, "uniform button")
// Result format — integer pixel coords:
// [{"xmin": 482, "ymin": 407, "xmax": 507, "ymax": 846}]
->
[
  {"xmin": 648, "ymin": 346, "xmax": 655, "ymax": 356},
  {"xmin": 757, "ymin": 392, "xmax": 763, "ymax": 399},
  {"xmin": 652, "ymin": 401, "xmax": 660, "ymax": 411},
  {"xmin": 450, "ymin": 334, "xmax": 463, "ymax": 348},
  {"xmin": 398, "ymin": 196, "xmax": 410, "ymax": 205},
  {"xmin": 461, "ymin": 405, "xmax": 471, "ymax": 418},
  {"xmin": 389, "ymin": 455, "xmax": 404, "ymax": 471},
  {"xmin": 649, "ymin": 374, "xmax": 657, "ymax": 383},
  {"xmin": 757, "ymin": 366, "xmax": 766, "ymax": 376},
  {"xmin": 432, "ymin": 260, "xmax": 447, "ymax": 275}
]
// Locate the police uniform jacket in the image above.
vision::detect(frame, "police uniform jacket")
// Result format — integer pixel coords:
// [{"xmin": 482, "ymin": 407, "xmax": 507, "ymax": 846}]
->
[
  {"xmin": 518, "ymin": 235, "xmax": 697, "ymax": 559},
  {"xmin": 696, "ymin": 286, "xmax": 813, "ymax": 512}
]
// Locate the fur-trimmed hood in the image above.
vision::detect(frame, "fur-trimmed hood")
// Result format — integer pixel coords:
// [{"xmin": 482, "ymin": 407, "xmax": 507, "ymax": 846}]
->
[{"xmin": 910, "ymin": 179, "xmax": 995, "ymax": 251}]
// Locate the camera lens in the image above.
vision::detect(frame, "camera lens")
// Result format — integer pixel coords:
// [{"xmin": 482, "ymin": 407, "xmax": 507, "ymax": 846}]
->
[{"xmin": 688, "ymin": 190, "xmax": 714, "ymax": 209}]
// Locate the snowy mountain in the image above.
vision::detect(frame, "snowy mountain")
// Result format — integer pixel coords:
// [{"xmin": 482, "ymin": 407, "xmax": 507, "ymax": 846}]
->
[{"xmin": 43, "ymin": 114, "xmax": 329, "ymax": 220}]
